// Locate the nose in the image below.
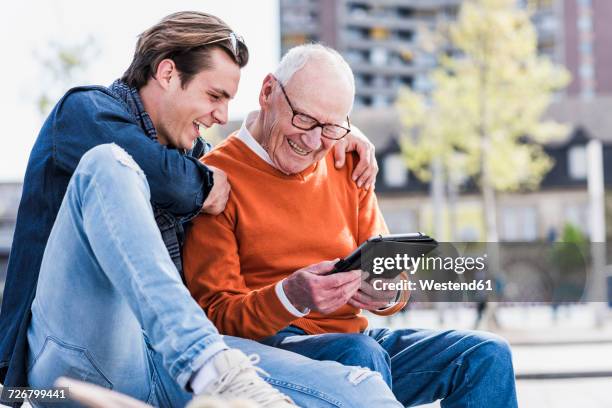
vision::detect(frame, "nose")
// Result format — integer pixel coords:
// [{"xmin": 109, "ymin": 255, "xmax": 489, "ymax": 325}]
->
[
  {"xmin": 212, "ymin": 101, "xmax": 229, "ymax": 125},
  {"xmin": 301, "ymin": 126, "xmax": 323, "ymax": 151}
]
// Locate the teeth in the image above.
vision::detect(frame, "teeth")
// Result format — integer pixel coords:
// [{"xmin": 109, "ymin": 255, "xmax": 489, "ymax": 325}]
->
[{"xmin": 287, "ymin": 139, "xmax": 309, "ymax": 156}]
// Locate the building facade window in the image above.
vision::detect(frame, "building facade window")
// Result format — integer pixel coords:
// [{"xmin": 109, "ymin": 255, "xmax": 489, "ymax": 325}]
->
[
  {"xmin": 501, "ymin": 206, "xmax": 538, "ymax": 241},
  {"xmin": 568, "ymin": 145, "xmax": 587, "ymax": 180},
  {"xmin": 383, "ymin": 154, "xmax": 408, "ymax": 187},
  {"xmin": 579, "ymin": 64, "xmax": 594, "ymax": 79},
  {"xmin": 370, "ymin": 47, "xmax": 388, "ymax": 65},
  {"xmin": 564, "ymin": 204, "xmax": 590, "ymax": 235}
]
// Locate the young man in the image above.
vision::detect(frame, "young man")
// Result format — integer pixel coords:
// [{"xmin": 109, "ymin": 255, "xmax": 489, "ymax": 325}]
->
[{"xmin": 0, "ymin": 12, "xmax": 395, "ymax": 408}]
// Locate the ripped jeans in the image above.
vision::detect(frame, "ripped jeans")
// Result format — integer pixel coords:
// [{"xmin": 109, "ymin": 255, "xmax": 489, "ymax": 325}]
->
[
  {"xmin": 262, "ymin": 326, "xmax": 518, "ymax": 408},
  {"xmin": 26, "ymin": 144, "xmax": 401, "ymax": 408}
]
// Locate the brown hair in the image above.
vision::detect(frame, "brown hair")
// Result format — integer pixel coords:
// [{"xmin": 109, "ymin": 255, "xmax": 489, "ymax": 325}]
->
[{"xmin": 122, "ymin": 11, "xmax": 249, "ymax": 89}]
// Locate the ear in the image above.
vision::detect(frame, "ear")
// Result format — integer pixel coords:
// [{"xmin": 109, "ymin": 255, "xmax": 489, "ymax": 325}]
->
[
  {"xmin": 258, "ymin": 73, "xmax": 276, "ymax": 109},
  {"xmin": 155, "ymin": 59, "xmax": 176, "ymax": 90}
]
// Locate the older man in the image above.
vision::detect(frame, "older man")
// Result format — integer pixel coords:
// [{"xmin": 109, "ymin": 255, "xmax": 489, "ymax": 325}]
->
[{"xmin": 184, "ymin": 44, "xmax": 518, "ymax": 408}]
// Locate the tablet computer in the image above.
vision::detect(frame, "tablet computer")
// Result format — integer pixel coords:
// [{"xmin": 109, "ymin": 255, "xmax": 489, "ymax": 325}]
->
[{"xmin": 329, "ymin": 233, "xmax": 438, "ymax": 278}]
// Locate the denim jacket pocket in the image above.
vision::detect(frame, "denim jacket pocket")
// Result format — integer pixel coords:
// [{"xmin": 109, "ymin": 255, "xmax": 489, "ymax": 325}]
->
[{"xmin": 27, "ymin": 336, "xmax": 113, "ymax": 390}]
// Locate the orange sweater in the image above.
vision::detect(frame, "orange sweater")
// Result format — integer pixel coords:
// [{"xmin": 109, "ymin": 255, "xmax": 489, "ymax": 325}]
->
[{"xmin": 183, "ymin": 133, "xmax": 404, "ymax": 340}]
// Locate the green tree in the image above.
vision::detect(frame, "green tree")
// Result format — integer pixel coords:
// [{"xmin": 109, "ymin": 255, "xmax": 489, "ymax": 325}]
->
[
  {"xmin": 35, "ymin": 36, "xmax": 99, "ymax": 117},
  {"xmin": 397, "ymin": 0, "xmax": 570, "ymax": 241}
]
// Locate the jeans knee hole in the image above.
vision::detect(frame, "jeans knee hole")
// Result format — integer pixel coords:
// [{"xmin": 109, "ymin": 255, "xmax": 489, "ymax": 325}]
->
[
  {"xmin": 109, "ymin": 144, "xmax": 144, "ymax": 175},
  {"xmin": 347, "ymin": 367, "xmax": 379, "ymax": 385}
]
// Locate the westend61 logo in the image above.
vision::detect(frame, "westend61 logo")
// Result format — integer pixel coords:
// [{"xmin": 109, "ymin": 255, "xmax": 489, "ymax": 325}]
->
[{"xmin": 371, "ymin": 253, "xmax": 488, "ymax": 275}]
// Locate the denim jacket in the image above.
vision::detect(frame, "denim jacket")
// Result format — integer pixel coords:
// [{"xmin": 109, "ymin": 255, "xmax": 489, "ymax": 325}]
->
[{"xmin": 0, "ymin": 82, "xmax": 213, "ymax": 395}]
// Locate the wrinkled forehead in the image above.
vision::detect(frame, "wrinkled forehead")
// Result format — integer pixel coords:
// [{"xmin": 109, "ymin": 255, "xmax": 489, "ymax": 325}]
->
[{"xmin": 283, "ymin": 61, "xmax": 354, "ymax": 123}]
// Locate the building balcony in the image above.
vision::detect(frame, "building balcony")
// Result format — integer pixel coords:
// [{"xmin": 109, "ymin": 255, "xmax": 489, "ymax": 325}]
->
[
  {"xmin": 344, "ymin": 0, "xmax": 461, "ymax": 10},
  {"xmin": 342, "ymin": 37, "xmax": 416, "ymax": 51},
  {"xmin": 343, "ymin": 14, "xmax": 426, "ymax": 30},
  {"xmin": 350, "ymin": 61, "xmax": 422, "ymax": 76},
  {"xmin": 280, "ymin": 22, "xmax": 319, "ymax": 36},
  {"xmin": 355, "ymin": 85, "xmax": 399, "ymax": 97}
]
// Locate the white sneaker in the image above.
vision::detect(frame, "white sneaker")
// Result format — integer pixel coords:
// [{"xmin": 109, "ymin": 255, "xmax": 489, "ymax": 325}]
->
[
  {"xmin": 187, "ymin": 349, "xmax": 298, "ymax": 408},
  {"xmin": 185, "ymin": 396, "xmax": 258, "ymax": 408}
]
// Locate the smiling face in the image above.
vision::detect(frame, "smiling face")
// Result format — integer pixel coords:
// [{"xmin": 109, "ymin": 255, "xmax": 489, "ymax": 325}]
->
[
  {"xmin": 258, "ymin": 60, "xmax": 354, "ymax": 175},
  {"xmin": 154, "ymin": 48, "xmax": 240, "ymax": 150}
]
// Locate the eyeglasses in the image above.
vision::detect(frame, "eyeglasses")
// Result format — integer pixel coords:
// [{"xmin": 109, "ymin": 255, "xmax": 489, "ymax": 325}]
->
[
  {"xmin": 200, "ymin": 32, "xmax": 245, "ymax": 61},
  {"xmin": 273, "ymin": 76, "xmax": 351, "ymax": 140}
]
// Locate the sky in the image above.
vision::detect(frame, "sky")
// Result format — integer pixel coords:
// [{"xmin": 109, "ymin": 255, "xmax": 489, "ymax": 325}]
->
[{"xmin": 0, "ymin": 0, "xmax": 279, "ymax": 181}]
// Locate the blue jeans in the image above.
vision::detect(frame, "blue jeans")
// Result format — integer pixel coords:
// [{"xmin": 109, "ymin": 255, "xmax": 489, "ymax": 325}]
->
[
  {"xmin": 26, "ymin": 144, "xmax": 401, "ymax": 408},
  {"xmin": 261, "ymin": 326, "xmax": 518, "ymax": 408}
]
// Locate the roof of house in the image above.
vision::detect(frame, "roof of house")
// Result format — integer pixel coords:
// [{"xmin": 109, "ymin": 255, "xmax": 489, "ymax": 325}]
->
[{"xmin": 545, "ymin": 95, "xmax": 612, "ymax": 145}]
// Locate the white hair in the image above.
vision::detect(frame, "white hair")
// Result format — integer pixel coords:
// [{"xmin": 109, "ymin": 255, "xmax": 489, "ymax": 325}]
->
[{"xmin": 274, "ymin": 43, "xmax": 355, "ymax": 94}]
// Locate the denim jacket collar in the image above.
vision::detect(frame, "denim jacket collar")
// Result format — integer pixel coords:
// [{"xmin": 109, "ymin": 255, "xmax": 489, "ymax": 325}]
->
[
  {"xmin": 109, "ymin": 80, "xmax": 210, "ymax": 157},
  {"xmin": 109, "ymin": 80, "xmax": 158, "ymax": 141}
]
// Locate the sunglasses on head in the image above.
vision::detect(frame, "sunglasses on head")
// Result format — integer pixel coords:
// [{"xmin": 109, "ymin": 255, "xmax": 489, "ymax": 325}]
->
[{"xmin": 200, "ymin": 32, "xmax": 244, "ymax": 61}]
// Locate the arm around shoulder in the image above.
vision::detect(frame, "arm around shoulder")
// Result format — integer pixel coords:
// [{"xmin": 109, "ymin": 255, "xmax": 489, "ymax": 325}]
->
[{"xmin": 51, "ymin": 89, "xmax": 213, "ymax": 215}]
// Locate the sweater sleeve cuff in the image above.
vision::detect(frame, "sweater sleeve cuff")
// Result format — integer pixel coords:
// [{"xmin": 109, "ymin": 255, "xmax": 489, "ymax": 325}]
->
[
  {"xmin": 275, "ymin": 280, "xmax": 310, "ymax": 317},
  {"xmin": 249, "ymin": 282, "xmax": 301, "ymax": 338},
  {"xmin": 375, "ymin": 289, "xmax": 402, "ymax": 312}
]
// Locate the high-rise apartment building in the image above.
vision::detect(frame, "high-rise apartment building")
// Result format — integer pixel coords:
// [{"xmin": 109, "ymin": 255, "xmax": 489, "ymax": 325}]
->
[
  {"xmin": 520, "ymin": 0, "xmax": 612, "ymax": 98},
  {"xmin": 560, "ymin": 0, "xmax": 612, "ymax": 98},
  {"xmin": 280, "ymin": 0, "xmax": 612, "ymax": 107},
  {"xmin": 280, "ymin": 0, "xmax": 462, "ymax": 108}
]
